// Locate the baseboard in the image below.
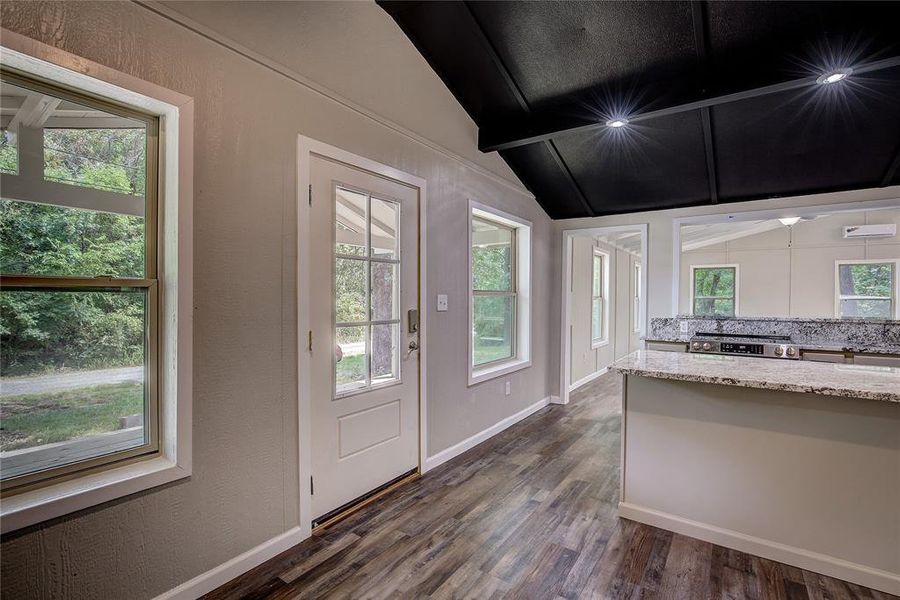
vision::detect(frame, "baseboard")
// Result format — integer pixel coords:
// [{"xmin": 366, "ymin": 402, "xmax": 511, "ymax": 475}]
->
[
  {"xmin": 618, "ymin": 502, "xmax": 900, "ymax": 596},
  {"xmin": 568, "ymin": 367, "xmax": 608, "ymax": 392},
  {"xmin": 154, "ymin": 526, "xmax": 306, "ymax": 600},
  {"xmin": 422, "ymin": 396, "xmax": 551, "ymax": 473}
]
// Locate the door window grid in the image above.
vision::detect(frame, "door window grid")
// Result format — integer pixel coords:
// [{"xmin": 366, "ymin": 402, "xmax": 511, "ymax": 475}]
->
[
  {"xmin": 471, "ymin": 216, "xmax": 517, "ymax": 368},
  {"xmin": 333, "ymin": 185, "xmax": 401, "ymax": 397}
]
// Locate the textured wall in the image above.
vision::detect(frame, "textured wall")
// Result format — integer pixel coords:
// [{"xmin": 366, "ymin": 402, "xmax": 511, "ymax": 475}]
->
[{"xmin": 0, "ymin": 2, "xmax": 554, "ymax": 598}]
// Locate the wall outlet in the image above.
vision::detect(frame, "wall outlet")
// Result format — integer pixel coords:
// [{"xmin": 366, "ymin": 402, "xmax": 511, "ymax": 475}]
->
[
  {"xmin": 437, "ymin": 294, "xmax": 448, "ymax": 312},
  {"xmin": 679, "ymin": 321, "xmax": 690, "ymax": 333},
  {"xmin": 505, "ymin": 381, "xmax": 511, "ymax": 396}
]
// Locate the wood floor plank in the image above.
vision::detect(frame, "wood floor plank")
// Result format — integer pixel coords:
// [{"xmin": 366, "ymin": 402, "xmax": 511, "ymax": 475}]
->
[{"xmin": 203, "ymin": 374, "xmax": 898, "ymax": 600}]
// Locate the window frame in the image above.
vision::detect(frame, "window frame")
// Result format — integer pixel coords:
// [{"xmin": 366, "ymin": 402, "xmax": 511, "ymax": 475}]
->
[
  {"xmin": 834, "ymin": 259, "xmax": 899, "ymax": 319},
  {"xmin": 690, "ymin": 264, "xmax": 739, "ymax": 317},
  {"xmin": 590, "ymin": 248, "xmax": 609, "ymax": 348},
  {"xmin": 0, "ymin": 70, "xmax": 161, "ymax": 495},
  {"xmin": 468, "ymin": 200, "xmax": 531, "ymax": 386},
  {"xmin": 0, "ymin": 36, "xmax": 193, "ymax": 533}
]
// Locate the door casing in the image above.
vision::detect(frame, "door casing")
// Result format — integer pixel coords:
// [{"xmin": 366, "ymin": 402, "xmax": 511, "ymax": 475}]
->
[{"xmin": 297, "ymin": 136, "xmax": 428, "ymax": 539}]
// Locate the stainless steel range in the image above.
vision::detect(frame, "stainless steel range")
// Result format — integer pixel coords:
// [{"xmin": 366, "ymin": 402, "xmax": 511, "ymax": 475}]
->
[{"xmin": 688, "ymin": 332, "xmax": 801, "ymax": 359}]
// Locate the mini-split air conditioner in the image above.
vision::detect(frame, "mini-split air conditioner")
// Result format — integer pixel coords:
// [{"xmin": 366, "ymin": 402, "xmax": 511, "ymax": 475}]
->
[{"xmin": 842, "ymin": 224, "xmax": 897, "ymax": 239}]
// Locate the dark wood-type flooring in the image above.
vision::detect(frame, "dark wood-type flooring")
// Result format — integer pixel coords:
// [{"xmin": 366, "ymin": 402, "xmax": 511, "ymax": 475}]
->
[{"xmin": 206, "ymin": 373, "xmax": 898, "ymax": 600}]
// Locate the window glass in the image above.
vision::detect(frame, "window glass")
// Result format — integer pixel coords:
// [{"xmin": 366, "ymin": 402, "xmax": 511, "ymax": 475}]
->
[
  {"xmin": 473, "ymin": 295, "xmax": 514, "ymax": 366},
  {"xmin": 838, "ymin": 263, "xmax": 894, "ymax": 318},
  {"xmin": 693, "ymin": 267, "xmax": 736, "ymax": 316},
  {"xmin": 0, "ymin": 73, "xmax": 158, "ymax": 489},
  {"xmin": 591, "ymin": 253, "xmax": 604, "ymax": 343},
  {"xmin": 472, "ymin": 217, "xmax": 513, "ymax": 292}
]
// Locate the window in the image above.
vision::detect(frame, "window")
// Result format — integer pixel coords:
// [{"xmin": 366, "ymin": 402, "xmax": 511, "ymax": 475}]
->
[
  {"xmin": 469, "ymin": 202, "xmax": 531, "ymax": 385},
  {"xmin": 691, "ymin": 265, "xmax": 738, "ymax": 317},
  {"xmin": 591, "ymin": 249, "xmax": 608, "ymax": 346},
  {"xmin": 333, "ymin": 186, "xmax": 401, "ymax": 396},
  {"xmin": 0, "ymin": 40, "xmax": 191, "ymax": 532},
  {"xmin": 836, "ymin": 261, "xmax": 898, "ymax": 319},
  {"xmin": 633, "ymin": 262, "xmax": 642, "ymax": 333},
  {"xmin": 0, "ymin": 71, "xmax": 160, "ymax": 493}
]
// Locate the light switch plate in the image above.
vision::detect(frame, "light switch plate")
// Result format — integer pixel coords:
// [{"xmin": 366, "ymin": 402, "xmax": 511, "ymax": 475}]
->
[
  {"xmin": 505, "ymin": 381, "xmax": 511, "ymax": 396},
  {"xmin": 679, "ymin": 321, "xmax": 689, "ymax": 333},
  {"xmin": 437, "ymin": 294, "xmax": 448, "ymax": 312}
]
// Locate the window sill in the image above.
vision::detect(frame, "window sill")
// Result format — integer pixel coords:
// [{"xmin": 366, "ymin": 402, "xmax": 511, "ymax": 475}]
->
[
  {"xmin": 469, "ymin": 358, "xmax": 531, "ymax": 386},
  {"xmin": 591, "ymin": 339, "xmax": 609, "ymax": 350},
  {"xmin": 0, "ymin": 455, "xmax": 190, "ymax": 534}
]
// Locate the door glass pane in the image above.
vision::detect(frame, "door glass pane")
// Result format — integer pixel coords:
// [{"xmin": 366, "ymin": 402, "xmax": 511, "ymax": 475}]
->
[
  {"xmin": 473, "ymin": 295, "xmax": 514, "ymax": 366},
  {"xmin": 335, "ymin": 326, "xmax": 367, "ymax": 394},
  {"xmin": 472, "ymin": 218, "xmax": 513, "ymax": 291},
  {"xmin": 838, "ymin": 263, "xmax": 893, "ymax": 297},
  {"xmin": 335, "ymin": 187, "xmax": 367, "ymax": 256},
  {"xmin": 335, "ymin": 258, "xmax": 367, "ymax": 323},
  {"xmin": 371, "ymin": 262, "xmax": 398, "ymax": 321},
  {"xmin": 0, "ymin": 288, "xmax": 148, "ymax": 481},
  {"xmin": 370, "ymin": 197, "xmax": 398, "ymax": 259},
  {"xmin": 840, "ymin": 298, "xmax": 892, "ymax": 318},
  {"xmin": 371, "ymin": 323, "xmax": 399, "ymax": 385}
]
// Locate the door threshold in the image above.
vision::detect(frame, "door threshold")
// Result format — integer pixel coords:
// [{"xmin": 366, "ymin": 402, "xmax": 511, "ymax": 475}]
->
[{"xmin": 311, "ymin": 468, "xmax": 419, "ymax": 533}]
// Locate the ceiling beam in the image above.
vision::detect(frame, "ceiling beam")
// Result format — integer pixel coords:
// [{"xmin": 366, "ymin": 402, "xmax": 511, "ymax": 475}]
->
[
  {"xmin": 479, "ymin": 54, "xmax": 900, "ymax": 153},
  {"xmin": 461, "ymin": 1, "xmax": 595, "ymax": 217},
  {"xmin": 691, "ymin": 1, "xmax": 719, "ymax": 204}
]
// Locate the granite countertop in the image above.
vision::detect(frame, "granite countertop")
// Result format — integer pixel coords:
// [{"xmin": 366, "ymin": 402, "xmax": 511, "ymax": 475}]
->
[
  {"xmin": 610, "ymin": 350, "xmax": 900, "ymax": 403},
  {"xmin": 643, "ymin": 337, "xmax": 900, "ymax": 355}
]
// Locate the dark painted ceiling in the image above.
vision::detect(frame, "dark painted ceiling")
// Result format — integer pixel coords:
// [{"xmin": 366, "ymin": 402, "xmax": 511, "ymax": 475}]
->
[{"xmin": 378, "ymin": 1, "xmax": 900, "ymax": 219}]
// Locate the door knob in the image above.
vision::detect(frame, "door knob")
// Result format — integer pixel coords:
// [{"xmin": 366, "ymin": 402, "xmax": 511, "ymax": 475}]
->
[{"xmin": 406, "ymin": 340, "xmax": 419, "ymax": 358}]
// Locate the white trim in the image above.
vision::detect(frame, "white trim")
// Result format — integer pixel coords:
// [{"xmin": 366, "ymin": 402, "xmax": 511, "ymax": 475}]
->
[
  {"xmin": 0, "ymin": 30, "xmax": 193, "ymax": 533},
  {"xmin": 297, "ymin": 136, "xmax": 427, "ymax": 541},
  {"xmin": 559, "ymin": 224, "xmax": 649, "ymax": 405},
  {"xmin": 568, "ymin": 367, "xmax": 608, "ymax": 393},
  {"xmin": 633, "ymin": 262, "xmax": 642, "ymax": 334},
  {"xmin": 422, "ymin": 396, "xmax": 551, "ymax": 473},
  {"xmin": 689, "ymin": 263, "xmax": 740, "ymax": 317},
  {"xmin": 467, "ymin": 200, "xmax": 533, "ymax": 386},
  {"xmin": 671, "ymin": 197, "xmax": 900, "ymax": 315},
  {"xmin": 134, "ymin": 1, "xmax": 532, "ymax": 201},
  {"xmin": 153, "ymin": 526, "xmax": 304, "ymax": 600},
  {"xmin": 834, "ymin": 259, "xmax": 900, "ymax": 319},
  {"xmin": 618, "ymin": 502, "xmax": 900, "ymax": 596}
]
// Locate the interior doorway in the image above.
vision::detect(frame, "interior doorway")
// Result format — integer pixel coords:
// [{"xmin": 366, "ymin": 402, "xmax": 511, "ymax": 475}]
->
[{"xmin": 559, "ymin": 225, "xmax": 648, "ymax": 404}]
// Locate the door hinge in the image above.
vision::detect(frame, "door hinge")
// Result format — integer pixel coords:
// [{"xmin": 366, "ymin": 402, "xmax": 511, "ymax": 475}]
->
[
  {"xmin": 308, "ymin": 184, "xmax": 312, "ymax": 206},
  {"xmin": 308, "ymin": 330, "xmax": 313, "ymax": 352},
  {"xmin": 310, "ymin": 475, "xmax": 315, "ymax": 495}
]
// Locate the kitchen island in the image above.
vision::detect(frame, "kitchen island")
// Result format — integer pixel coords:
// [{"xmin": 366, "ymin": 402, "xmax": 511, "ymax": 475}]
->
[{"xmin": 610, "ymin": 350, "xmax": 900, "ymax": 595}]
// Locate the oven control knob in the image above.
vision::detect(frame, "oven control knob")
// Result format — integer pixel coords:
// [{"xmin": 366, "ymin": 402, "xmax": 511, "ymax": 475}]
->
[
  {"xmin": 786, "ymin": 347, "xmax": 796, "ymax": 357},
  {"xmin": 702, "ymin": 342, "xmax": 711, "ymax": 351},
  {"xmin": 774, "ymin": 346, "xmax": 784, "ymax": 356},
  {"xmin": 692, "ymin": 342, "xmax": 701, "ymax": 350}
]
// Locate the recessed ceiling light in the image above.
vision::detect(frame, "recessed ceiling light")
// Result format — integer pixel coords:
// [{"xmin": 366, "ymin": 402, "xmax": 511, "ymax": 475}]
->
[
  {"xmin": 778, "ymin": 217, "xmax": 801, "ymax": 226},
  {"xmin": 817, "ymin": 68, "xmax": 852, "ymax": 85},
  {"xmin": 606, "ymin": 118, "xmax": 628, "ymax": 128}
]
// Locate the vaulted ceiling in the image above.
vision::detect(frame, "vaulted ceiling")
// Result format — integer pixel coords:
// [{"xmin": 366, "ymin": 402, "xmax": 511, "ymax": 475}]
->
[{"xmin": 378, "ymin": 1, "xmax": 900, "ymax": 219}]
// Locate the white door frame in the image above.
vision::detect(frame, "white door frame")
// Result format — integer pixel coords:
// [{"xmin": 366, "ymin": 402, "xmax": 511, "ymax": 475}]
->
[
  {"xmin": 558, "ymin": 224, "xmax": 648, "ymax": 405},
  {"xmin": 297, "ymin": 135, "xmax": 427, "ymax": 539}
]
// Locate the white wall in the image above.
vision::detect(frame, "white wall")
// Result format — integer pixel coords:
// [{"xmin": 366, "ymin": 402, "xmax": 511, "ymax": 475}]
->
[
  {"xmin": 556, "ymin": 186, "xmax": 900, "ymax": 322},
  {"xmin": 569, "ymin": 237, "xmax": 640, "ymax": 385},
  {"xmin": 680, "ymin": 209, "xmax": 900, "ymax": 317},
  {"xmin": 0, "ymin": 2, "xmax": 555, "ymax": 598}
]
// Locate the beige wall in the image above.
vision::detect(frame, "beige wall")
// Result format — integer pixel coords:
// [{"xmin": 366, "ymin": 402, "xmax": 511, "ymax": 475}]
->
[
  {"xmin": 557, "ymin": 187, "xmax": 900, "ymax": 323},
  {"xmin": 679, "ymin": 209, "xmax": 900, "ymax": 317},
  {"xmin": 0, "ymin": 2, "xmax": 554, "ymax": 598},
  {"xmin": 569, "ymin": 237, "xmax": 640, "ymax": 385}
]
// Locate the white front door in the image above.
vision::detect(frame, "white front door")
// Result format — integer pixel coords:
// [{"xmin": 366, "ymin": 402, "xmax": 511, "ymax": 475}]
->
[{"xmin": 309, "ymin": 154, "xmax": 420, "ymax": 521}]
